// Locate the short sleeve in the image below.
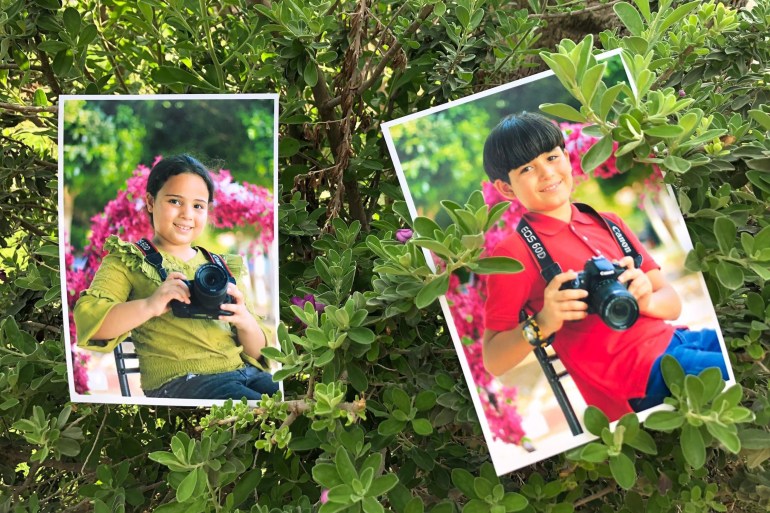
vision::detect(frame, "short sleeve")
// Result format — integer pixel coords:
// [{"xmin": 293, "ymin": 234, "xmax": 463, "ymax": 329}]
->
[
  {"xmin": 603, "ymin": 212, "xmax": 660, "ymax": 273},
  {"xmin": 73, "ymin": 253, "xmax": 134, "ymax": 352},
  {"xmin": 483, "ymin": 239, "xmax": 537, "ymax": 332}
]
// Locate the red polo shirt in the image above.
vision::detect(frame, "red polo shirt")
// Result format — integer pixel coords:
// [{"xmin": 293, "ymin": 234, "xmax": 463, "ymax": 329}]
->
[{"xmin": 484, "ymin": 203, "xmax": 675, "ymax": 420}]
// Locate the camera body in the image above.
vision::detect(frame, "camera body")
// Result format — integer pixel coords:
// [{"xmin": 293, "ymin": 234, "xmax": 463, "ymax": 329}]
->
[
  {"xmin": 170, "ymin": 263, "xmax": 234, "ymax": 319},
  {"xmin": 559, "ymin": 256, "xmax": 639, "ymax": 330}
]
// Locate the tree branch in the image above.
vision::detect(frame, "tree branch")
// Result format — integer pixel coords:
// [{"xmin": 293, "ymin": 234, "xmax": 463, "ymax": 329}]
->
[
  {"xmin": 321, "ymin": 4, "xmax": 434, "ymax": 111},
  {"xmin": 529, "ymin": 0, "xmax": 620, "ymax": 19},
  {"xmin": 0, "ymin": 102, "xmax": 57, "ymax": 114}
]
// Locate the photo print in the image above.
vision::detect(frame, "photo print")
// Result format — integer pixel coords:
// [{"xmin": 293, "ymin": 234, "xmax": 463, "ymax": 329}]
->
[
  {"xmin": 381, "ymin": 50, "xmax": 735, "ymax": 475},
  {"xmin": 59, "ymin": 94, "xmax": 280, "ymax": 407}
]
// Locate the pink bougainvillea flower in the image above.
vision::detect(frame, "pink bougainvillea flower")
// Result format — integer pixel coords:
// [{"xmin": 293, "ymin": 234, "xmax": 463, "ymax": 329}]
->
[
  {"xmin": 291, "ymin": 294, "xmax": 326, "ymax": 314},
  {"xmin": 395, "ymin": 228, "xmax": 413, "ymax": 243}
]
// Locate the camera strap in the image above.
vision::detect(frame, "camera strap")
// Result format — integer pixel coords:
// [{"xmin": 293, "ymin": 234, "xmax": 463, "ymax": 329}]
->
[
  {"xmin": 133, "ymin": 238, "xmax": 235, "ymax": 284},
  {"xmin": 515, "ymin": 203, "xmax": 643, "ymax": 283}
]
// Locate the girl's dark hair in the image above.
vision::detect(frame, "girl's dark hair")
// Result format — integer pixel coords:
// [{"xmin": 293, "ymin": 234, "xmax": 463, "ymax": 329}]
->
[
  {"xmin": 482, "ymin": 112, "xmax": 566, "ymax": 183},
  {"xmin": 146, "ymin": 154, "xmax": 215, "ymax": 222}
]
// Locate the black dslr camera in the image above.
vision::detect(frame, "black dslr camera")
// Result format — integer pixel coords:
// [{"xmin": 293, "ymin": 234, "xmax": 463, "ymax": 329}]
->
[
  {"xmin": 559, "ymin": 256, "xmax": 639, "ymax": 330},
  {"xmin": 170, "ymin": 263, "xmax": 234, "ymax": 319}
]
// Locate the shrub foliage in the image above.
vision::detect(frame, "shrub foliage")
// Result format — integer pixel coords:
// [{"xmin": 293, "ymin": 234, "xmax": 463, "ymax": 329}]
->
[{"xmin": 1, "ymin": 0, "xmax": 770, "ymax": 511}]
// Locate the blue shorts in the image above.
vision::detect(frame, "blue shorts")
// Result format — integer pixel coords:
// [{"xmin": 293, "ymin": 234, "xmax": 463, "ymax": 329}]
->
[
  {"xmin": 144, "ymin": 365, "xmax": 279, "ymax": 400},
  {"xmin": 628, "ymin": 328, "xmax": 728, "ymax": 412}
]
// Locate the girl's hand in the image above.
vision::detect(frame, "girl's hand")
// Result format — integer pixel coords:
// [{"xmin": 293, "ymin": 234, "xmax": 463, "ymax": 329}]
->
[
  {"xmin": 616, "ymin": 256, "xmax": 654, "ymax": 314},
  {"xmin": 219, "ymin": 283, "xmax": 258, "ymax": 331},
  {"xmin": 145, "ymin": 271, "xmax": 190, "ymax": 317}
]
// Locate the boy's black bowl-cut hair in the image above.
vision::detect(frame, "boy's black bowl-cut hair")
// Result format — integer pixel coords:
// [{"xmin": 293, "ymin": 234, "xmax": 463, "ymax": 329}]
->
[{"xmin": 483, "ymin": 112, "xmax": 566, "ymax": 183}]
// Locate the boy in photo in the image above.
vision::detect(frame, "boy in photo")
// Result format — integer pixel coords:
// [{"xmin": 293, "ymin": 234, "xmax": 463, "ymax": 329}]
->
[{"xmin": 482, "ymin": 112, "xmax": 728, "ymax": 420}]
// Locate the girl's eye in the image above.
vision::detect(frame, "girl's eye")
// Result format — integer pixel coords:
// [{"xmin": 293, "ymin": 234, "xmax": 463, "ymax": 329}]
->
[
  {"xmin": 548, "ymin": 155, "xmax": 559, "ymax": 161},
  {"xmin": 194, "ymin": 204, "xmax": 206, "ymax": 210},
  {"xmin": 169, "ymin": 199, "xmax": 181, "ymax": 205}
]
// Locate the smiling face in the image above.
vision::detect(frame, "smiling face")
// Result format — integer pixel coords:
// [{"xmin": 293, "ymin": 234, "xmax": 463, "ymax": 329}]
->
[
  {"xmin": 493, "ymin": 146, "xmax": 574, "ymax": 221},
  {"xmin": 146, "ymin": 173, "xmax": 210, "ymax": 257}
]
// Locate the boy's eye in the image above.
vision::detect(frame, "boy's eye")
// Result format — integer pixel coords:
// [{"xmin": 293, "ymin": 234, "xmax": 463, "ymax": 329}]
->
[
  {"xmin": 547, "ymin": 154, "xmax": 559, "ymax": 161},
  {"xmin": 169, "ymin": 199, "xmax": 180, "ymax": 205},
  {"xmin": 194, "ymin": 204, "xmax": 206, "ymax": 210},
  {"xmin": 521, "ymin": 165, "xmax": 533, "ymax": 173}
]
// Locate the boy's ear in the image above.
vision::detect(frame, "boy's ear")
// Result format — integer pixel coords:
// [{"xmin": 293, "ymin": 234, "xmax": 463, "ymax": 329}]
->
[{"xmin": 492, "ymin": 179, "xmax": 517, "ymax": 200}]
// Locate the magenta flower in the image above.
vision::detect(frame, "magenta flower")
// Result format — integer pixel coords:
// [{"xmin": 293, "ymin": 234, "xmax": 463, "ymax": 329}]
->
[
  {"xmin": 291, "ymin": 294, "xmax": 326, "ymax": 314},
  {"xmin": 320, "ymin": 489, "xmax": 329, "ymax": 504},
  {"xmin": 678, "ymin": 89, "xmax": 686, "ymax": 97},
  {"xmin": 395, "ymin": 229, "xmax": 413, "ymax": 243}
]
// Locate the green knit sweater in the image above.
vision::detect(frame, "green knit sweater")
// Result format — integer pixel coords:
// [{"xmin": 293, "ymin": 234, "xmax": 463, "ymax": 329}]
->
[{"xmin": 74, "ymin": 236, "xmax": 269, "ymax": 391}]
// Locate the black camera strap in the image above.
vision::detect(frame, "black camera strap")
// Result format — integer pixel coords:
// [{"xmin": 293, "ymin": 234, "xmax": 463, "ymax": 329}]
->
[
  {"xmin": 515, "ymin": 202, "xmax": 643, "ymax": 283},
  {"xmin": 133, "ymin": 238, "xmax": 235, "ymax": 283}
]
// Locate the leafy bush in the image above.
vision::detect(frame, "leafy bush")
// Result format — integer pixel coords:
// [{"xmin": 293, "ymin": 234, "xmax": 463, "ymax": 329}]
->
[{"xmin": 2, "ymin": 0, "xmax": 770, "ymax": 512}]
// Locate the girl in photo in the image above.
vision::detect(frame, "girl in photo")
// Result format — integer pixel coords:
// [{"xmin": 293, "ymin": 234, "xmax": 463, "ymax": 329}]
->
[{"xmin": 74, "ymin": 154, "xmax": 278, "ymax": 400}]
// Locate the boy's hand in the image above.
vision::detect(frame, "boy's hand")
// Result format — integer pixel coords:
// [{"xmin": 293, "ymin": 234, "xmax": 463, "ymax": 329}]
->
[
  {"xmin": 537, "ymin": 271, "xmax": 589, "ymax": 338},
  {"xmin": 615, "ymin": 256, "xmax": 653, "ymax": 313},
  {"xmin": 145, "ymin": 271, "xmax": 190, "ymax": 317},
  {"xmin": 219, "ymin": 283, "xmax": 258, "ymax": 331}
]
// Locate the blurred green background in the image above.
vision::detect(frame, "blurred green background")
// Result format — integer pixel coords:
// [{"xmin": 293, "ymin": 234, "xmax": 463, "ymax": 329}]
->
[
  {"xmin": 63, "ymin": 98, "xmax": 275, "ymax": 251},
  {"xmin": 387, "ymin": 53, "xmax": 628, "ymax": 226}
]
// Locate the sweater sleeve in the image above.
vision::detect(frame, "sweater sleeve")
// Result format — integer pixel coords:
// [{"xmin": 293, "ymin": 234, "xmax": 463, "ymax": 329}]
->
[{"xmin": 73, "ymin": 252, "xmax": 134, "ymax": 352}]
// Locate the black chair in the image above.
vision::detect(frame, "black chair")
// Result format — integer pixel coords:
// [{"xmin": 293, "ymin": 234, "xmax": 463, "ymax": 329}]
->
[
  {"xmin": 533, "ymin": 346, "xmax": 583, "ymax": 435},
  {"xmin": 519, "ymin": 309, "xmax": 583, "ymax": 436},
  {"xmin": 113, "ymin": 341, "xmax": 140, "ymax": 397}
]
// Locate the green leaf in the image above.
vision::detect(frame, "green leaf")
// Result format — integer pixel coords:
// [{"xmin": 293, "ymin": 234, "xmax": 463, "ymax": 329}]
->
[
  {"xmin": 176, "ymin": 470, "xmax": 198, "ymax": 503},
  {"xmin": 581, "ymin": 134, "xmax": 614, "ymax": 174},
  {"xmin": 739, "ymin": 429, "xmax": 770, "ymax": 450},
  {"xmin": 661, "ymin": 355, "xmax": 685, "ymax": 390},
  {"xmin": 581, "ymin": 63, "xmax": 606, "ymax": 106},
  {"xmin": 501, "ymin": 492, "xmax": 528, "ymax": 512},
  {"xmin": 600, "ymin": 83, "xmax": 625, "ymax": 122},
  {"xmin": 414, "ymin": 216, "xmax": 442, "ymax": 238},
  {"xmin": 229, "ymin": 469, "xmax": 262, "ymax": 507},
  {"xmin": 662, "ymin": 155, "xmax": 692, "ymax": 173},
  {"xmin": 348, "ymin": 327, "xmax": 375, "ymax": 345},
  {"xmin": 624, "ymin": 429, "xmax": 657, "ymax": 455},
  {"xmin": 632, "ymin": 0, "xmax": 651, "ymax": 21},
  {"xmin": 684, "ymin": 375, "xmax": 705, "ymax": 409},
  {"xmin": 368, "ymin": 474, "xmax": 398, "ymax": 497},
  {"xmin": 415, "ymin": 273, "xmax": 450, "ymax": 309},
  {"xmin": 583, "ymin": 406, "xmax": 610, "ymax": 437},
  {"xmin": 63, "ymin": 7, "xmax": 81, "ymax": 34},
  {"xmin": 412, "ymin": 418, "xmax": 433, "ymax": 436},
  {"xmin": 644, "ymin": 410, "xmax": 684, "ymax": 431},
  {"xmin": 52, "ymin": 49, "xmax": 73, "ymax": 76},
  {"xmin": 645, "ymin": 124, "xmax": 684, "ymax": 138},
  {"xmin": 714, "ymin": 217, "xmax": 736, "ymax": 254},
  {"xmin": 659, "ymin": 0, "xmax": 700, "ymax": 33},
  {"xmin": 471, "ymin": 257, "xmax": 523, "ymax": 275},
  {"xmin": 715, "ymin": 261, "xmax": 743, "ymax": 289},
  {"xmin": 609, "ymin": 452, "xmax": 636, "ymax": 490},
  {"xmin": 706, "ymin": 422, "xmax": 740, "ymax": 453},
  {"xmin": 747, "ymin": 157, "xmax": 770, "ymax": 172},
  {"xmin": 452, "ymin": 468, "xmax": 478, "ymax": 499},
  {"xmin": 313, "ymin": 463, "xmax": 341, "ymax": 488},
  {"xmin": 614, "ymin": 2, "xmax": 644, "ymax": 36},
  {"xmin": 681, "ymin": 424, "xmax": 706, "ymax": 469},
  {"xmin": 303, "ymin": 60, "xmax": 318, "ymax": 87},
  {"xmin": 539, "ymin": 103, "xmax": 586, "ymax": 123},
  {"xmin": 335, "ymin": 448, "xmax": 358, "ymax": 483},
  {"xmin": 749, "ymin": 109, "xmax": 770, "ymax": 131},
  {"xmin": 463, "ymin": 499, "xmax": 491, "ymax": 513},
  {"xmin": 578, "ymin": 442, "xmax": 609, "ymax": 463},
  {"xmin": 151, "ymin": 66, "xmax": 211, "ymax": 89}
]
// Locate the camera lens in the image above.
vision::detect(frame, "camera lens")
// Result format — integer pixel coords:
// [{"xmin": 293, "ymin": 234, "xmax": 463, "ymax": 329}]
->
[
  {"xmin": 192, "ymin": 264, "xmax": 229, "ymax": 310},
  {"xmin": 591, "ymin": 281, "xmax": 639, "ymax": 330}
]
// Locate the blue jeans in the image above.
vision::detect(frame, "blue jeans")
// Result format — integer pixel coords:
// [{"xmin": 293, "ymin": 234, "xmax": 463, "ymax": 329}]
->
[
  {"xmin": 145, "ymin": 365, "xmax": 279, "ymax": 400},
  {"xmin": 629, "ymin": 328, "xmax": 728, "ymax": 412}
]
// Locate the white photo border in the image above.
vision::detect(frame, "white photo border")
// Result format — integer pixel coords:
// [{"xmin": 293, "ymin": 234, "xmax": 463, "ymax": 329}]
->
[{"xmin": 58, "ymin": 93, "xmax": 281, "ymax": 408}]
